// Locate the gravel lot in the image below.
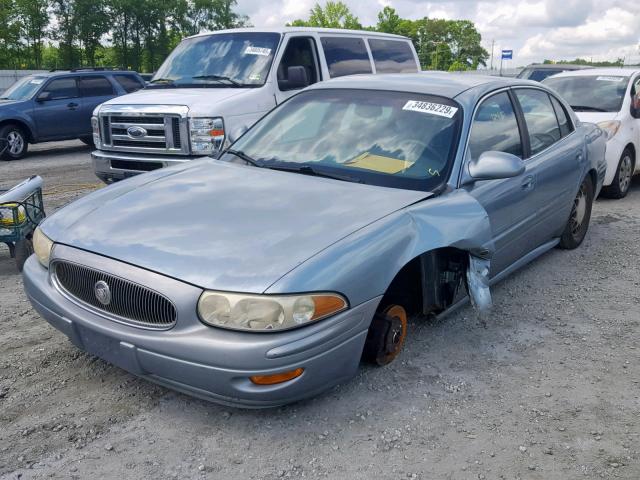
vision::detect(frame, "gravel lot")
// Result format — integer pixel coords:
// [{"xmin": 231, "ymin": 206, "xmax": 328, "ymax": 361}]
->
[{"xmin": 1, "ymin": 141, "xmax": 639, "ymax": 479}]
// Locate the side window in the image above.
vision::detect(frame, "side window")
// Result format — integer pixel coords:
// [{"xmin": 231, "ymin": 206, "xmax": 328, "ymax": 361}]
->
[
  {"xmin": 320, "ymin": 36, "xmax": 372, "ymax": 78},
  {"xmin": 277, "ymin": 37, "xmax": 320, "ymax": 91},
  {"xmin": 78, "ymin": 76, "xmax": 114, "ymax": 97},
  {"xmin": 114, "ymin": 74, "xmax": 145, "ymax": 93},
  {"xmin": 550, "ymin": 95, "xmax": 573, "ymax": 137},
  {"xmin": 468, "ymin": 91, "xmax": 523, "ymax": 161},
  {"xmin": 514, "ymin": 89, "xmax": 561, "ymax": 155},
  {"xmin": 42, "ymin": 78, "xmax": 78, "ymax": 100},
  {"xmin": 368, "ymin": 39, "xmax": 418, "ymax": 73}
]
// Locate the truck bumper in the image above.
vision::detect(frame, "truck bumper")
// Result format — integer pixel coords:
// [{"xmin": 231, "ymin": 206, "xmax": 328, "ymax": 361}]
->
[
  {"xmin": 92, "ymin": 150, "xmax": 205, "ymax": 183},
  {"xmin": 23, "ymin": 251, "xmax": 377, "ymax": 408}
]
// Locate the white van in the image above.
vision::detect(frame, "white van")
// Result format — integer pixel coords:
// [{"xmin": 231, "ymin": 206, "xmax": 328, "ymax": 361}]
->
[{"xmin": 91, "ymin": 27, "xmax": 420, "ymax": 182}]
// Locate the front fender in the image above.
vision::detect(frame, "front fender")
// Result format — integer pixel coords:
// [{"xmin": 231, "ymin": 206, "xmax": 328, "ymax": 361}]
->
[{"xmin": 265, "ymin": 188, "xmax": 494, "ymax": 309}]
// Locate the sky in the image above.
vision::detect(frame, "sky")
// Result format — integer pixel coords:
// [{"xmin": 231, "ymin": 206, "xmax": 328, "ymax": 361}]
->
[{"xmin": 235, "ymin": 0, "xmax": 640, "ymax": 67}]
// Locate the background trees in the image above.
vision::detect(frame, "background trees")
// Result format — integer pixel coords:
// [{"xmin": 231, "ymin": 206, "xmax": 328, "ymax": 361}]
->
[{"xmin": 0, "ymin": 0, "xmax": 491, "ymax": 72}]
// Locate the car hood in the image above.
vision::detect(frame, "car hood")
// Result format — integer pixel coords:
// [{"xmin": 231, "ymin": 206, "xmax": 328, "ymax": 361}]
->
[
  {"xmin": 100, "ymin": 87, "xmax": 274, "ymax": 117},
  {"xmin": 44, "ymin": 160, "xmax": 430, "ymax": 293},
  {"xmin": 0, "ymin": 99, "xmax": 29, "ymax": 108}
]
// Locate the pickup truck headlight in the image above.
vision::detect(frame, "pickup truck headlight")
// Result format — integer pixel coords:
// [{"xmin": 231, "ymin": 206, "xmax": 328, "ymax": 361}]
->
[
  {"xmin": 189, "ymin": 117, "xmax": 224, "ymax": 154},
  {"xmin": 597, "ymin": 120, "xmax": 621, "ymax": 140},
  {"xmin": 33, "ymin": 227, "xmax": 53, "ymax": 268},
  {"xmin": 91, "ymin": 116, "xmax": 100, "ymax": 147},
  {"xmin": 197, "ymin": 291, "xmax": 348, "ymax": 332}
]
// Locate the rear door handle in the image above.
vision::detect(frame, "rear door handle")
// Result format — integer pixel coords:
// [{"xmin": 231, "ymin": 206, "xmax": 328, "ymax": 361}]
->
[
  {"xmin": 521, "ymin": 175, "xmax": 535, "ymax": 190},
  {"xmin": 67, "ymin": 102, "xmax": 78, "ymax": 109}
]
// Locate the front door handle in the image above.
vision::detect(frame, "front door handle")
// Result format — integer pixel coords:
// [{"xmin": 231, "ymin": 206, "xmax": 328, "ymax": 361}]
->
[
  {"xmin": 521, "ymin": 175, "xmax": 535, "ymax": 190},
  {"xmin": 67, "ymin": 102, "xmax": 78, "ymax": 109}
]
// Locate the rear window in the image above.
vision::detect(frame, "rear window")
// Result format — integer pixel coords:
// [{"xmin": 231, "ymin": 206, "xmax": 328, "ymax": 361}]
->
[
  {"xmin": 321, "ymin": 37, "xmax": 372, "ymax": 78},
  {"xmin": 368, "ymin": 39, "xmax": 418, "ymax": 73},
  {"xmin": 114, "ymin": 74, "xmax": 145, "ymax": 93},
  {"xmin": 79, "ymin": 76, "xmax": 114, "ymax": 97}
]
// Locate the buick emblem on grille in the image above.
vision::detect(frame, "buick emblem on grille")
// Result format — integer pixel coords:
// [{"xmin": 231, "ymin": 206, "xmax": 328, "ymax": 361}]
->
[
  {"xmin": 94, "ymin": 280, "xmax": 112, "ymax": 306},
  {"xmin": 126, "ymin": 126, "xmax": 147, "ymax": 138}
]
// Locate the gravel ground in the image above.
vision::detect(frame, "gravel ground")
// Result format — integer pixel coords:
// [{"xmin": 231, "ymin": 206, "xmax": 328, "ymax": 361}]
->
[{"xmin": 1, "ymin": 141, "xmax": 639, "ymax": 480}]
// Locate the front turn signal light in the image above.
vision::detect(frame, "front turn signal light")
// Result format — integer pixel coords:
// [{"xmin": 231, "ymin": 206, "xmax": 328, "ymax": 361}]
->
[{"xmin": 250, "ymin": 368, "xmax": 304, "ymax": 385}]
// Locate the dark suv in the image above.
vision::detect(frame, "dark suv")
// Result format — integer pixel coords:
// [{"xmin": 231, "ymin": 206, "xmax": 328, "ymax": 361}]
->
[{"xmin": 0, "ymin": 69, "xmax": 145, "ymax": 160}]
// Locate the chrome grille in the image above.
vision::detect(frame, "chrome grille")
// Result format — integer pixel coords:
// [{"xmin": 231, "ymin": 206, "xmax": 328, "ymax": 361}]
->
[
  {"xmin": 53, "ymin": 261, "xmax": 177, "ymax": 329},
  {"xmin": 99, "ymin": 110, "xmax": 188, "ymax": 155}
]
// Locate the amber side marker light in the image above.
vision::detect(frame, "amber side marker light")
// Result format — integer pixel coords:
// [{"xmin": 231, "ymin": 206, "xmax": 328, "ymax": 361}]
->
[{"xmin": 250, "ymin": 368, "xmax": 304, "ymax": 385}]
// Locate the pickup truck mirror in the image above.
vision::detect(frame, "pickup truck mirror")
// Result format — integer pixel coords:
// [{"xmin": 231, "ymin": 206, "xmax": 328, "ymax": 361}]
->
[
  {"xmin": 36, "ymin": 91, "xmax": 51, "ymax": 102},
  {"xmin": 467, "ymin": 151, "xmax": 525, "ymax": 182},
  {"xmin": 282, "ymin": 66, "xmax": 310, "ymax": 90}
]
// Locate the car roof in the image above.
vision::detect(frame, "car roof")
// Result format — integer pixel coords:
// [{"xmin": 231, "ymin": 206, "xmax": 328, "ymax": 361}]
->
[
  {"xmin": 307, "ymin": 72, "xmax": 541, "ymax": 99},
  {"xmin": 549, "ymin": 67, "xmax": 640, "ymax": 78},
  {"xmin": 31, "ymin": 70, "xmax": 140, "ymax": 78},
  {"xmin": 189, "ymin": 26, "xmax": 409, "ymax": 41},
  {"xmin": 522, "ymin": 64, "xmax": 593, "ymax": 70}
]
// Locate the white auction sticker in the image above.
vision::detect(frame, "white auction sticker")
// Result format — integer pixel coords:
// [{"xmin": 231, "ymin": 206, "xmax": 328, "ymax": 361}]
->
[
  {"xmin": 596, "ymin": 76, "xmax": 625, "ymax": 82},
  {"xmin": 402, "ymin": 100, "xmax": 458, "ymax": 118},
  {"xmin": 244, "ymin": 46, "xmax": 271, "ymax": 56}
]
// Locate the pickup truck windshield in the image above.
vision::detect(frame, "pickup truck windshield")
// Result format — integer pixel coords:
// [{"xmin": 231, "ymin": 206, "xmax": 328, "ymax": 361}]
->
[
  {"xmin": 0, "ymin": 76, "xmax": 45, "ymax": 100},
  {"xmin": 544, "ymin": 75, "xmax": 630, "ymax": 112},
  {"xmin": 223, "ymin": 89, "xmax": 462, "ymax": 192},
  {"xmin": 150, "ymin": 32, "xmax": 281, "ymax": 88}
]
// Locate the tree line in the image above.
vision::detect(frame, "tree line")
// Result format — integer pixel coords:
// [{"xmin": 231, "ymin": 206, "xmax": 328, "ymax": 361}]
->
[
  {"xmin": 0, "ymin": 0, "xmax": 248, "ymax": 72},
  {"xmin": 0, "ymin": 0, "xmax": 490, "ymax": 73}
]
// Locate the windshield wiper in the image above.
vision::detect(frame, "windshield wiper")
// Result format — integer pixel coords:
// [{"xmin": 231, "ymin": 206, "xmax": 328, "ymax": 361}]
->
[
  {"xmin": 266, "ymin": 164, "xmax": 363, "ymax": 183},
  {"xmin": 226, "ymin": 149, "xmax": 263, "ymax": 167},
  {"xmin": 192, "ymin": 75, "xmax": 242, "ymax": 87},
  {"xmin": 570, "ymin": 105, "xmax": 607, "ymax": 112}
]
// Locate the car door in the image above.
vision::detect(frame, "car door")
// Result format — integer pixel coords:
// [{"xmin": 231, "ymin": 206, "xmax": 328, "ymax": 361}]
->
[
  {"xmin": 463, "ymin": 90, "xmax": 538, "ymax": 276},
  {"xmin": 273, "ymin": 34, "xmax": 322, "ymax": 105},
  {"xmin": 78, "ymin": 75, "xmax": 116, "ymax": 136},
  {"xmin": 33, "ymin": 77, "xmax": 84, "ymax": 140},
  {"xmin": 512, "ymin": 88, "xmax": 584, "ymax": 247}
]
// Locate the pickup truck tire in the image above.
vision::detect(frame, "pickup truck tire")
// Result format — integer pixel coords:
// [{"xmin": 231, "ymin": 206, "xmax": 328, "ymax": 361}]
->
[
  {"xmin": 0, "ymin": 124, "xmax": 28, "ymax": 160},
  {"xmin": 79, "ymin": 136, "xmax": 94, "ymax": 147},
  {"xmin": 559, "ymin": 175, "xmax": 594, "ymax": 249},
  {"xmin": 601, "ymin": 148, "xmax": 634, "ymax": 199}
]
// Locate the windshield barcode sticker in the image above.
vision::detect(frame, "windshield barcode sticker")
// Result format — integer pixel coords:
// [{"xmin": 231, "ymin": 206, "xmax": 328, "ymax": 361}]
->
[
  {"xmin": 244, "ymin": 46, "xmax": 271, "ymax": 56},
  {"xmin": 596, "ymin": 76, "xmax": 624, "ymax": 82},
  {"xmin": 402, "ymin": 100, "xmax": 458, "ymax": 118}
]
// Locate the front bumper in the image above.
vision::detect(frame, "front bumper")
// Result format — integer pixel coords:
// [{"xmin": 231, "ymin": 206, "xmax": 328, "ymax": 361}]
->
[
  {"xmin": 23, "ymin": 250, "xmax": 378, "ymax": 408},
  {"xmin": 91, "ymin": 150, "xmax": 205, "ymax": 183}
]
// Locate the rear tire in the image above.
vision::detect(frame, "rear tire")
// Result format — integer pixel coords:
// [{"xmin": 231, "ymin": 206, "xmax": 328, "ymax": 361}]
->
[
  {"xmin": 0, "ymin": 124, "xmax": 28, "ymax": 160},
  {"xmin": 601, "ymin": 148, "xmax": 634, "ymax": 199},
  {"xmin": 14, "ymin": 238, "xmax": 33, "ymax": 272},
  {"xmin": 362, "ymin": 304, "xmax": 408, "ymax": 366},
  {"xmin": 559, "ymin": 175, "xmax": 594, "ymax": 249}
]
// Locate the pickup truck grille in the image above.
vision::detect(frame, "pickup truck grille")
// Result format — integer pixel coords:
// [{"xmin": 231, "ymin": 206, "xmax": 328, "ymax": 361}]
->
[{"xmin": 99, "ymin": 112, "xmax": 187, "ymax": 155}]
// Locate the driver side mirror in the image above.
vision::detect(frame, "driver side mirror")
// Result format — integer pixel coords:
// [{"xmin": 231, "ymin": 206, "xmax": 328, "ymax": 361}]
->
[
  {"xmin": 281, "ymin": 66, "xmax": 309, "ymax": 91},
  {"xmin": 466, "ymin": 151, "xmax": 525, "ymax": 183},
  {"xmin": 36, "ymin": 91, "xmax": 51, "ymax": 102}
]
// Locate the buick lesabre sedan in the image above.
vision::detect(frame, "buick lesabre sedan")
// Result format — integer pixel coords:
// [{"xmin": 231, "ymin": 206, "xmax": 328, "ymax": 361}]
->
[{"xmin": 24, "ymin": 73, "xmax": 606, "ymax": 407}]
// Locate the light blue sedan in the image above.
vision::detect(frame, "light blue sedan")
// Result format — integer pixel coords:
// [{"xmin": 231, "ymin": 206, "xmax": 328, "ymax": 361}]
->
[{"xmin": 24, "ymin": 73, "xmax": 606, "ymax": 407}]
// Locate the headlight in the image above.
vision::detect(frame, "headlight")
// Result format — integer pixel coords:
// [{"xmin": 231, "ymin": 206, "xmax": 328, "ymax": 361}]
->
[
  {"xmin": 189, "ymin": 117, "xmax": 225, "ymax": 154},
  {"xmin": 197, "ymin": 291, "xmax": 348, "ymax": 332},
  {"xmin": 597, "ymin": 120, "xmax": 621, "ymax": 140},
  {"xmin": 32, "ymin": 227, "xmax": 53, "ymax": 268},
  {"xmin": 91, "ymin": 116, "xmax": 100, "ymax": 147}
]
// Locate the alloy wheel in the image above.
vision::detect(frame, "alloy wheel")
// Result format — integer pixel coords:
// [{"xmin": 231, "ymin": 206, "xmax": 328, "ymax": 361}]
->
[
  {"xmin": 618, "ymin": 154, "xmax": 633, "ymax": 194},
  {"xmin": 7, "ymin": 130, "xmax": 24, "ymax": 156},
  {"xmin": 570, "ymin": 183, "xmax": 587, "ymax": 237}
]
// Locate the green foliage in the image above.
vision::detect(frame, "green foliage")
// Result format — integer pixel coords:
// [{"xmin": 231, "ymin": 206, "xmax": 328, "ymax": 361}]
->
[
  {"xmin": 542, "ymin": 57, "xmax": 628, "ymax": 67},
  {"xmin": 290, "ymin": 1, "xmax": 361, "ymax": 29},
  {"xmin": 0, "ymin": 0, "xmax": 248, "ymax": 71}
]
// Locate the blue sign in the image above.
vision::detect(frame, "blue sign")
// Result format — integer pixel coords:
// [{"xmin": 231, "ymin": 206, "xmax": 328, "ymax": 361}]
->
[{"xmin": 501, "ymin": 49, "xmax": 513, "ymax": 60}]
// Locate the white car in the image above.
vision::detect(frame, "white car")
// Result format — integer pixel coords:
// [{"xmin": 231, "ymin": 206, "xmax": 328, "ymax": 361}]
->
[{"xmin": 544, "ymin": 68, "xmax": 640, "ymax": 198}]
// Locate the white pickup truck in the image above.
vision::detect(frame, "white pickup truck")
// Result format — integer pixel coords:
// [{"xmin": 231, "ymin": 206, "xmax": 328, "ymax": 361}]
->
[{"xmin": 91, "ymin": 27, "xmax": 420, "ymax": 183}]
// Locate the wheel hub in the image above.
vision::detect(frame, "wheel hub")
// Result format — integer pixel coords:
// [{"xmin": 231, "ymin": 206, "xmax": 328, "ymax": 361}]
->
[
  {"xmin": 619, "ymin": 155, "xmax": 632, "ymax": 193},
  {"xmin": 7, "ymin": 131, "xmax": 24, "ymax": 155},
  {"xmin": 570, "ymin": 186, "xmax": 587, "ymax": 235}
]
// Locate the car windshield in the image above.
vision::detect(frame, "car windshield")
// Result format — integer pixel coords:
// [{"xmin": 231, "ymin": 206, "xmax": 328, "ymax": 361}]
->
[
  {"xmin": 543, "ymin": 74, "xmax": 630, "ymax": 112},
  {"xmin": 0, "ymin": 76, "xmax": 45, "ymax": 100},
  {"xmin": 150, "ymin": 32, "xmax": 281, "ymax": 88},
  {"xmin": 222, "ymin": 89, "xmax": 462, "ymax": 191},
  {"xmin": 518, "ymin": 68, "xmax": 564, "ymax": 82}
]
